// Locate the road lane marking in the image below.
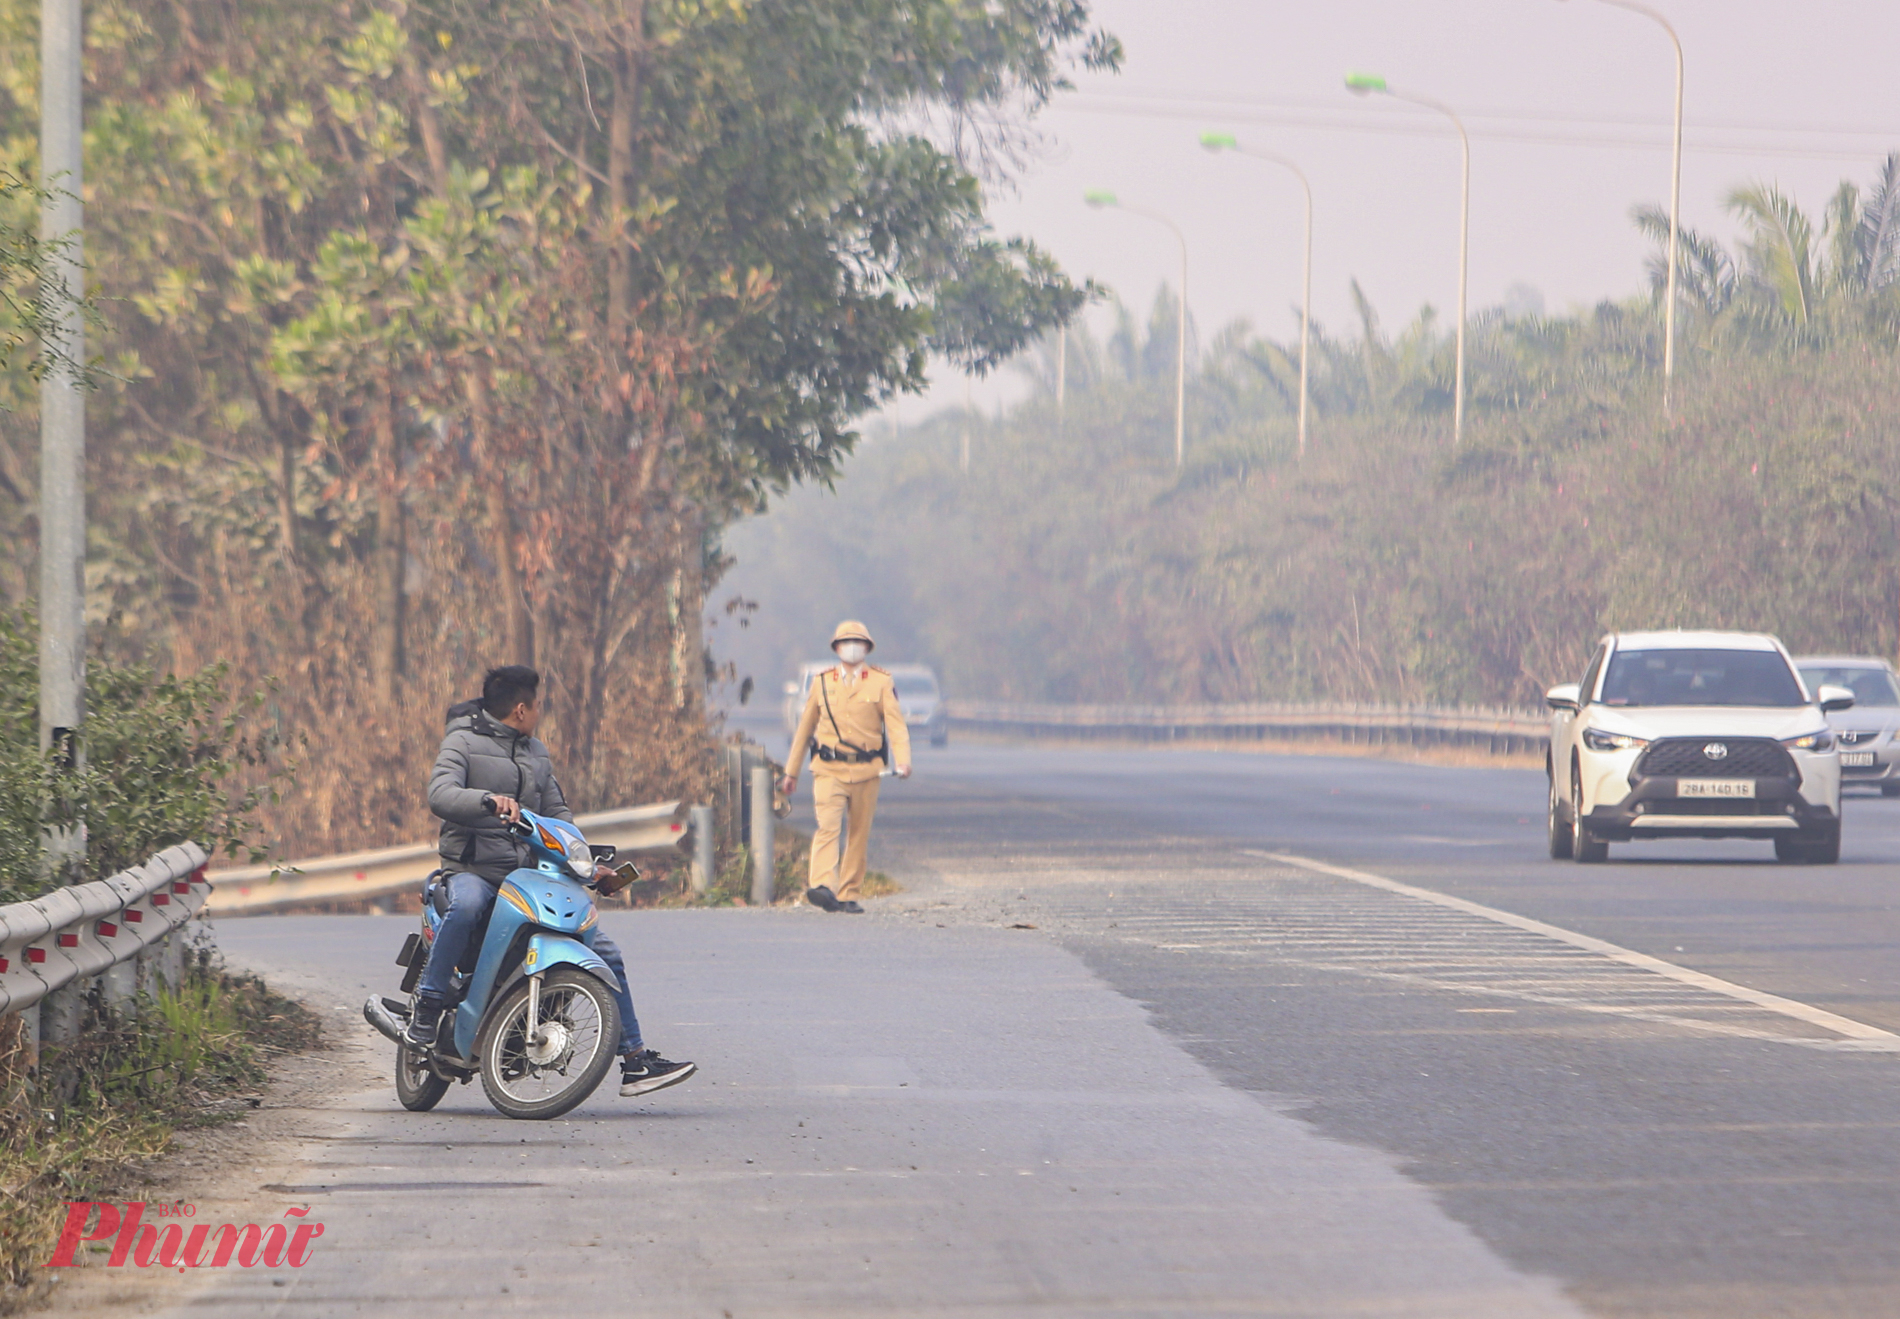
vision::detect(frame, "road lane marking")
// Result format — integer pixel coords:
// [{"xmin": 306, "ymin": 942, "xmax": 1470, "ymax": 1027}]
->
[{"xmin": 1251, "ymin": 850, "xmax": 1900, "ymax": 1050}]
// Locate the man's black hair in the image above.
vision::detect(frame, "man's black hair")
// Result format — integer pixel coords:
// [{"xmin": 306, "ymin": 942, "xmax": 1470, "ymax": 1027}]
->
[{"xmin": 481, "ymin": 665, "xmax": 540, "ymax": 719}]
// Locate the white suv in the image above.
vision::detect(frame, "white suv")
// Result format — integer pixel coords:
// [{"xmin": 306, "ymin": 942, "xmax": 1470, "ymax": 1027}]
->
[{"xmin": 1546, "ymin": 632, "xmax": 1854, "ymax": 864}]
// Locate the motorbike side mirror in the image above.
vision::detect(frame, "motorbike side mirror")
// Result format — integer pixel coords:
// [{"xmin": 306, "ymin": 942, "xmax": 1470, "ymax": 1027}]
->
[
  {"xmin": 1545, "ymin": 683, "xmax": 1581, "ymax": 713},
  {"xmin": 1817, "ymin": 684, "xmax": 1856, "ymax": 713}
]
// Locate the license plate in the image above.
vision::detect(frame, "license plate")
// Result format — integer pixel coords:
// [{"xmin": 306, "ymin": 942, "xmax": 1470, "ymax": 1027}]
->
[
  {"xmin": 1678, "ymin": 779, "xmax": 1755, "ymax": 798},
  {"xmin": 1841, "ymin": 751, "xmax": 1876, "ymax": 768}
]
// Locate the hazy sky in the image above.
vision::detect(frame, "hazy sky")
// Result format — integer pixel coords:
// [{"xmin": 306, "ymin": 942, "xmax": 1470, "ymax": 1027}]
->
[{"xmin": 907, "ymin": 0, "xmax": 1900, "ymax": 412}]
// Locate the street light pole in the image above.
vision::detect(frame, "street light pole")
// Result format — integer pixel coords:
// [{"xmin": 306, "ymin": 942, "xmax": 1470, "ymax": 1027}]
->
[
  {"xmin": 40, "ymin": 0, "xmax": 86, "ymax": 880},
  {"xmin": 1346, "ymin": 74, "xmax": 1470, "ymax": 446},
  {"xmin": 1085, "ymin": 190, "xmax": 1188, "ymax": 468},
  {"xmin": 1569, "ymin": 0, "xmax": 1683, "ymax": 416},
  {"xmin": 1201, "ymin": 132, "xmax": 1313, "ymax": 458}
]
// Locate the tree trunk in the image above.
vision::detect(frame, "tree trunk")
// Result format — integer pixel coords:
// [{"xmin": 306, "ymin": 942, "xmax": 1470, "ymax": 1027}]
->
[
  {"xmin": 671, "ymin": 502, "xmax": 705, "ymax": 714},
  {"xmin": 370, "ymin": 379, "xmax": 406, "ymax": 702},
  {"xmin": 606, "ymin": 12, "xmax": 645, "ymax": 341},
  {"xmin": 464, "ymin": 370, "xmax": 533, "ymax": 665}
]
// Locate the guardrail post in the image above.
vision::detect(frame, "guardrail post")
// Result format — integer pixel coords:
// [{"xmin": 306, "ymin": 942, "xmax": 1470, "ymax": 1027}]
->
[
  {"xmin": 689, "ymin": 804, "xmax": 714, "ymax": 894},
  {"xmin": 40, "ymin": 980, "xmax": 84, "ymax": 1046},
  {"xmin": 749, "ymin": 766, "xmax": 774, "ymax": 906},
  {"xmin": 102, "ymin": 957, "xmax": 137, "ymax": 1018},
  {"xmin": 161, "ymin": 931, "xmax": 184, "ymax": 990}
]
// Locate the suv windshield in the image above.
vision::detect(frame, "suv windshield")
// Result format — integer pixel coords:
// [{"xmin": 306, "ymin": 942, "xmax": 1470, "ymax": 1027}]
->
[
  {"xmin": 1600, "ymin": 648, "xmax": 1806, "ymax": 708},
  {"xmin": 893, "ymin": 674, "xmax": 939, "ymax": 697},
  {"xmin": 1799, "ymin": 665, "xmax": 1900, "ymax": 708}
]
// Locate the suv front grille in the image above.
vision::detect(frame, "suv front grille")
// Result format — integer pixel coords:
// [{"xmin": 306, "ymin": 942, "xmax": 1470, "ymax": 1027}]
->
[
  {"xmin": 1638, "ymin": 799, "xmax": 1788, "ymax": 817},
  {"xmin": 1636, "ymin": 737, "xmax": 1793, "ymax": 779}
]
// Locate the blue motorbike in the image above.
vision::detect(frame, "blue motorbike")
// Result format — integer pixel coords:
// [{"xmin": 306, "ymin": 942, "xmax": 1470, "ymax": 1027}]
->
[{"xmin": 363, "ymin": 809, "xmax": 632, "ymax": 1120}]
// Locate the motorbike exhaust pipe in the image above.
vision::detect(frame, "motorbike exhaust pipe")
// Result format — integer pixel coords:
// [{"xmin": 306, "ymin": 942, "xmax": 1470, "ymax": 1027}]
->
[{"xmin": 363, "ymin": 995, "xmax": 408, "ymax": 1046}]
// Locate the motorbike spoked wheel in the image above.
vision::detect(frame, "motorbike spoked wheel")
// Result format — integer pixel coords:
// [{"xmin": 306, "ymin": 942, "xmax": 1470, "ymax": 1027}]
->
[
  {"xmin": 395, "ymin": 1041, "xmax": 451, "ymax": 1112},
  {"xmin": 478, "ymin": 966, "xmax": 621, "ymax": 1120}
]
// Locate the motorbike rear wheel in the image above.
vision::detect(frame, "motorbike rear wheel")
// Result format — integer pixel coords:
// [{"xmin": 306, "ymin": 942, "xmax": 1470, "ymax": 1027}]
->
[
  {"xmin": 478, "ymin": 966, "xmax": 621, "ymax": 1120},
  {"xmin": 395, "ymin": 1042, "xmax": 450, "ymax": 1112}
]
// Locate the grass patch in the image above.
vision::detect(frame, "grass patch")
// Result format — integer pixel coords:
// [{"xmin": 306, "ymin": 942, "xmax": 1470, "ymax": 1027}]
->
[{"xmin": 0, "ymin": 944, "xmax": 321, "ymax": 1309}]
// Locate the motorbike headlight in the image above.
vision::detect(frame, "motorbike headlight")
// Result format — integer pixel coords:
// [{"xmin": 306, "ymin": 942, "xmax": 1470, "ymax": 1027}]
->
[
  {"xmin": 563, "ymin": 835, "xmax": 597, "ymax": 878},
  {"xmin": 1781, "ymin": 730, "xmax": 1834, "ymax": 752},
  {"xmin": 1582, "ymin": 727, "xmax": 1648, "ymax": 753}
]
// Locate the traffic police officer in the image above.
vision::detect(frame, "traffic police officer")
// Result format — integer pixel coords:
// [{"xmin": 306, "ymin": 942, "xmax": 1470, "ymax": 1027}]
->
[{"xmin": 779, "ymin": 620, "xmax": 912, "ymax": 912}]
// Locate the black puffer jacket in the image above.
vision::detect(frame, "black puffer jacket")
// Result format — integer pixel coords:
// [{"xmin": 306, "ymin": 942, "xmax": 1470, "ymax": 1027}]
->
[{"xmin": 428, "ymin": 699, "xmax": 574, "ymax": 882}]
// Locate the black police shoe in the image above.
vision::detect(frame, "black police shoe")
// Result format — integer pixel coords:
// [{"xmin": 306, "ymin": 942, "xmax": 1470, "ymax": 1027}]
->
[
  {"xmin": 837, "ymin": 900, "xmax": 865, "ymax": 913},
  {"xmin": 806, "ymin": 885, "xmax": 841, "ymax": 912}
]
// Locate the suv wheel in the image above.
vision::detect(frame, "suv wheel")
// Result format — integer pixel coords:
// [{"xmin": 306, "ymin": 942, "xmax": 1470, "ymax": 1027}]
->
[
  {"xmin": 1547, "ymin": 767, "xmax": 1573, "ymax": 859},
  {"xmin": 1775, "ymin": 824, "xmax": 1841, "ymax": 865},
  {"xmin": 1571, "ymin": 767, "xmax": 1609, "ymax": 864}
]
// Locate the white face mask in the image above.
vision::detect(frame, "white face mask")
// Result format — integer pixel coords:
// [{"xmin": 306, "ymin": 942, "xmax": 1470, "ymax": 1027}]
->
[{"xmin": 836, "ymin": 642, "xmax": 868, "ymax": 665}]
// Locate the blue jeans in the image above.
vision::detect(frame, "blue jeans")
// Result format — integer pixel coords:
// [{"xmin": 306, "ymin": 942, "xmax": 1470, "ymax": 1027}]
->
[{"xmin": 417, "ymin": 871, "xmax": 644, "ymax": 1056}]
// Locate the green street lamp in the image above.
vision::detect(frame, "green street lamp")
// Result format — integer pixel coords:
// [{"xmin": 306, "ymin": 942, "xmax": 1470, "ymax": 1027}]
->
[
  {"xmin": 1346, "ymin": 71, "xmax": 1471, "ymax": 446},
  {"xmin": 1561, "ymin": 0, "xmax": 1683, "ymax": 417},
  {"xmin": 1085, "ymin": 190, "xmax": 1189, "ymax": 469},
  {"xmin": 1201, "ymin": 130, "xmax": 1314, "ymax": 458}
]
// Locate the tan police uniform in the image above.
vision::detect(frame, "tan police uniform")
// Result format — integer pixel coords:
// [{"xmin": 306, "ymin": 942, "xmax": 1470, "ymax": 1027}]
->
[{"xmin": 784, "ymin": 623, "xmax": 912, "ymax": 903}]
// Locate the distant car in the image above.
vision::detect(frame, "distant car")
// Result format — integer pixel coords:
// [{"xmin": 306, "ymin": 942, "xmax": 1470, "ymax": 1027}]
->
[
  {"xmin": 782, "ymin": 661, "xmax": 950, "ymax": 748},
  {"xmin": 1795, "ymin": 655, "xmax": 1900, "ymax": 796},
  {"xmin": 1546, "ymin": 631, "xmax": 1852, "ymax": 864},
  {"xmin": 886, "ymin": 664, "xmax": 949, "ymax": 748}
]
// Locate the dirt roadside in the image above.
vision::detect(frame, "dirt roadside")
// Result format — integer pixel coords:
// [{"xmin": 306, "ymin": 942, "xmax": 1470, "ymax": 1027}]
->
[{"xmin": 41, "ymin": 963, "xmax": 386, "ymax": 1317}]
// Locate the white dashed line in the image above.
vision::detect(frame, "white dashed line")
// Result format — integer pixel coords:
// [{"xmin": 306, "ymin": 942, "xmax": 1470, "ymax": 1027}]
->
[{"xmin": 1251, "ymin": 850, "xmax": 1900, "ymax": 1052}]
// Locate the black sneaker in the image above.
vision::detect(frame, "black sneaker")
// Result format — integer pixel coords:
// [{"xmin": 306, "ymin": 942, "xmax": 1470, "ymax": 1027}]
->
[
  {"xmin": 837, "ymin": 900, "xmax": 864, "ymax": 914},
  {"xmin": 806, "ymin": 885, "xmax": 840, "ymax": 912},
  {"xmin": 620, "ymin": 1050, "xmax": 697, "ymax": 1097},
  {"xmin": 404, "ymin": 1002, "xmax": 444, "ymax": 1050}
]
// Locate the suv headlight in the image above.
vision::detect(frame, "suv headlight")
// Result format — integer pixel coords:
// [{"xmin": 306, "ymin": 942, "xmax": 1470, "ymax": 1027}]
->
[
  {"xmin": 1781, "ymin": 730, "xmax": 1834, "ymax": 752},
  {"xmin": 1582, "ymin": 727, "xmax": 1649, "ymax": 753}
]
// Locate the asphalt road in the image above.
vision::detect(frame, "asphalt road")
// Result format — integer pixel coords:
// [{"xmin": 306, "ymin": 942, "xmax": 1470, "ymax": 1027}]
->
[
  {"xmin": 856, "ymin": 737, "xmax": 1900, "ymax": 1318},
  {"xmin": 80, "ymin": 733, "xmax": 1900, "ymax": 1317}
]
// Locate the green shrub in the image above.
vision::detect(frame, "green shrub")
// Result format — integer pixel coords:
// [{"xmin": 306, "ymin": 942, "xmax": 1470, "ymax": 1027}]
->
[{"xmin": 0, "ymin": 613, "xmax": 290, "ymax": 900}]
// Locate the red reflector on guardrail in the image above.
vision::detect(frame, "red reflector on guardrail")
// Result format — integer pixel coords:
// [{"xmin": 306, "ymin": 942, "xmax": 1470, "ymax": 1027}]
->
[
  {"xmin": 152, "ymin": 893, "xmax": 171, "ymax": 906},
  {"xmin": 125, "ymin": 910, "xmax": 144, "ymax": 924},
  {"xmin": 190, "ymin": 865, "xmax": 207, "ymax": 884},
  {"xmin": 26, "ymin": 948, "xmax": 44, "ymax": 964},
  {"xmin": 56, "ymin": 933, "xmax": 77, "ymax": 948},
  {"xmin": 0, "ymin": 958, "xmax": 10, "ymax": 973},
  {"xmin": 97, "ymin": 921, "xmax": 117, "ymax": 938},
  {"xmin": 173, "ymin": 881, "xmax": 190, "ymax": 894}
]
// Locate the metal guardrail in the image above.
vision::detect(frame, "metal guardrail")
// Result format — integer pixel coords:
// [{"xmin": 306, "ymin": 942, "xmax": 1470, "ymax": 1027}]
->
[
  {"xmin": 0, "ymin": 842, "xmax": 209, "ymax": 1020},
  {"xmin": 205, "ymin": 802, "xmax": 692, "ymax": 915},
  {"xmin": 946, "ymin": 700, "xmax": 1548, "ymax": 755}
]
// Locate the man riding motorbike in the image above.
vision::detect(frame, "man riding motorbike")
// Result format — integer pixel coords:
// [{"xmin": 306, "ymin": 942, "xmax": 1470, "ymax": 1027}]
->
[{"xmin": 405, "ymin": 664, "xmax": 695, "ymax": 1099}]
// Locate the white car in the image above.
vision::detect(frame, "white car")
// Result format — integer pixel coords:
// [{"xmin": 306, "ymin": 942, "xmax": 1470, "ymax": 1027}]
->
[{"xmin": 1545, "ymin": 631, "xmax": 1854, "ymax": 864}]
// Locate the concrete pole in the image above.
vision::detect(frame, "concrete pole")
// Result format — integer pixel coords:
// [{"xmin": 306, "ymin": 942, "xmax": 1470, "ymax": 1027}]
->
[
  {"xmin": 39, "ymin": 0, "xmax": 86, "ymax": 882},
  {"xmin": 689, "ymin": 803, "xmax": 714, "ymax": 894},
  {"xmin": 748, "ymin": 766, "xmax": 774, "ymax": 906}
]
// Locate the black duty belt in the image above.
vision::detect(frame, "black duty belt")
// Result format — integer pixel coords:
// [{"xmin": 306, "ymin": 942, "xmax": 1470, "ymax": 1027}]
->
[{"xmin": 815, "ymin": 743, "xmax": 884, "ymax": 764}]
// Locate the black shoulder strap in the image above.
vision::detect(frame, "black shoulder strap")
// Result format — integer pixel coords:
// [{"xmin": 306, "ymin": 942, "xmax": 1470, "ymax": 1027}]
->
[{"xmin": 819, "ymin": 671, "xmax": 872, "ymax": 756}]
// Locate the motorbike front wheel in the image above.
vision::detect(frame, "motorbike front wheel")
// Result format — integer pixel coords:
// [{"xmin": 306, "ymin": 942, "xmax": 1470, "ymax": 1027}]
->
[
  {"xmin": 395, "ymin": 1042, "xmax": 450, "ymax": 1112},
  {"xmin": 478, "ymin": 966, "xmax": 621, "ymax": 1120}
]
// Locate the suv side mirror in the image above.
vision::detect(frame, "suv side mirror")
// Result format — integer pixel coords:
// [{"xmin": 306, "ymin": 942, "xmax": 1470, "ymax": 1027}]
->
[
  {"xmin": 1817, "ymin": 683, "xmax": 1856, "ymax": 713},
  {"xmin": 1545, "ymin": 683, "xmax": 1581, "ymax": 713}
]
